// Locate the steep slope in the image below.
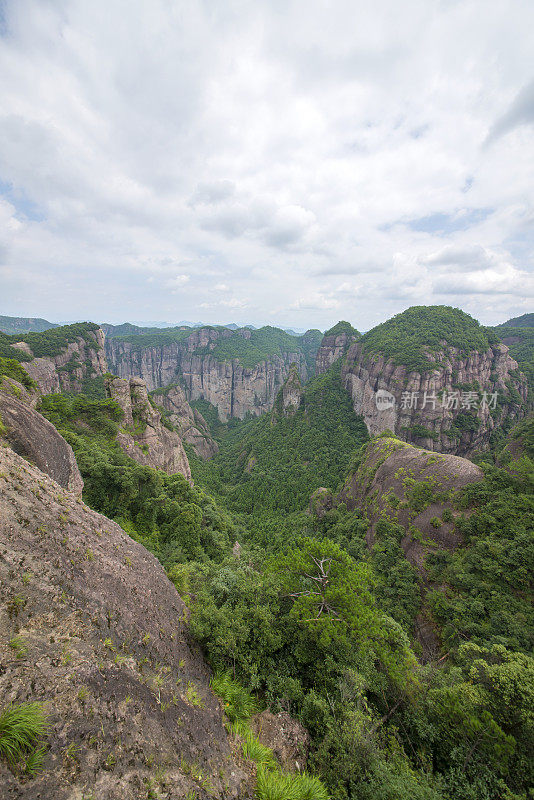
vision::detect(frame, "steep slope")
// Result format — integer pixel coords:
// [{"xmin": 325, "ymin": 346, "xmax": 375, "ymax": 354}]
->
[
  {"xmin": 493, "ymin": 323, "xmax": 534, "ymax": 395},
  {"xmin": 0, "ymin": 322, "xmax": 107, "ymax": 396},
  {"xmin": 106, "ymin": 376, "xmax": 192, "ymax": 481},
  {"xmin": 195, "ymin": 362, "xmax": 369, "ymax": 517},
  {"xmin": 0, "ymin": 315, "xmax": 59, "ymax": 335},
  {"xmin": 106, "ymin": 325, "xmax": 322, "ymax": 421},
  {"xmin": 0, "ymin": 389, "xmax": 83, "ymax": 494},
  {"xmin": 151, "ymin": 384, "xmax": 218, "ymax": 460},
  {"xmin": 0, "ymin": 445, "xmax": 248, "ymax": 799},
  {"xmin": 341, "ymin": 306, "xmax": 527, "ymax": 454},
  {"xmin": 314, "ymin": 320, "xmax": 360, "ymax": 375}
]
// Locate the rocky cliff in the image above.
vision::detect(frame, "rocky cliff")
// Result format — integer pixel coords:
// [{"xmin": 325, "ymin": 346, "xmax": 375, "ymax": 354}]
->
[
  {"xmin": 276, "ymin": 365, "xmax": 303, "ymax": 416},
  {"xmin": 106, "ymin": 325, "xmax": 312, "ymax": 421},
  {"xmin": 315, "ymin": 321, "xmax": 360, "ymax": 375},
  {"xmin": 0, "ymin": 387, "xmax": 83, "ymax": 494},
  {"xmin": 106, "ymin": 376, "xmax": 192, "ymax": 481},
  {"xmin": 0, "ymin": 444, "xmax": 248, "ymax": 799},
  {"xmin": 342, "ymin": 341, "xmax": 527, "ymax": 454},
  {"xmin": 180, "ymin": 351, "xmax": 307, "ymax": 421},
  {"xmin": 338, "ymin": 307, "xmax": 528, "ymax": 455},
  {"xmin": 151, "ymin": 384, "xmax": 218, "ymax": 460},
  {"xmin": 10, "ymin": 326, "xmax": 107, "ymax": 396}
]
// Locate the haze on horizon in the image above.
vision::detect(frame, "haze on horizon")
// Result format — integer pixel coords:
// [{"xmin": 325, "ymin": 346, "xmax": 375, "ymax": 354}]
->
[{"xmin": 0, "ymin": 0, "xmax": 533, "ymax": 331}]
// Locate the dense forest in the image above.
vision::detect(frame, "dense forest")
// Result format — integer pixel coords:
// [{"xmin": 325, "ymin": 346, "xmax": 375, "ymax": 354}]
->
[{"xmin": 1, "ymin": 308, "xmax": 533, "ymax": 799}]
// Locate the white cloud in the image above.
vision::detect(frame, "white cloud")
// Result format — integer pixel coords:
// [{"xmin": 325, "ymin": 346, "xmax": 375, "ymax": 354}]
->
[{"xmin": 0, "ymin": 0, "xmax": 532, "ymax": 329}]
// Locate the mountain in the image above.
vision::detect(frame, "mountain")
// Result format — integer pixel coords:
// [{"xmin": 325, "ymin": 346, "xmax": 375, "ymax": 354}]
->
[
  {"xmin": 315, "ymin": 320, "xmax": 361, "ymax": 374},
  {"xmin": 339, "ymin": 306, "xmax": 528, "ymax": 454},
  {"xmin": 105, "ymin": 324, "xmax": 323, "ymax": 421},
  {"xmin": 493, "ymin": 317, "xmax": 534, "ymax": 395},
  {"xmin": 0, "ymin": 314, "xmax": 59, "ymax": 334},
  {"xmin": 496, "ymin": 312, "xmax": 534, "ymax": 328}
]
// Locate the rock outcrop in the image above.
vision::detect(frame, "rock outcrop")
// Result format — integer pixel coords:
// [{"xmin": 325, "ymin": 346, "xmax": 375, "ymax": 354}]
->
[
  {"xmin": 341, "ymin": 341, "xmax": 527, "ymax": 455},
  {"xmin": 0, "ymin": 389, "xmax": 83, "ymax": 494},
  {"xmin": 315, "ymin": 322, "xmax": 359, "ymax": 375},
  {"xmin": 14, "ymin": 327, "xmax": 107, "ymax": 396},
  {"xmin": 151, "ymin": 384, "xmax": 218, "ymax": 460},
  {"xmin": 106, "ymin": 376, "xmax": 192, "ymax": 481},
  {"xmin": 0, "ymin": 444, "xmax": 248, "ymax": 799},
  {"xmin": 277, "ymin": 365, "xmax": 303, "ymax": 416},
  {"xmin": 312, "ymin": 435, "xmax": 484, "ymax": 659},
  {"xmin": 106, "ymin": 327, "xmax": 310, "ymax": 421},
  {"xmin": 250, "ymin": 710, "xmax": 310, "ymax": 773}
]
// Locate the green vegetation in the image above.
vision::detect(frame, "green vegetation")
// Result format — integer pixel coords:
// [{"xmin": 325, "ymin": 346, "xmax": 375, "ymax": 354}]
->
[
  {"xmin": 496, "ymin": 312, "xmax": 534, "ymax": 329},
  {"xmin": 360, "ymin": 306, "xmax": 499, "ymax": 373},
  {"xmin": 16, "ymin": 308, "xmax": 532, "ymax": 799},
  {"xmin": 203, "ymin": 326, "xmax": 322, "ymax": 371},
  {"xmin": 38, "ymin": 393, "xmax": 238, "ymax": 566},
  {"xmin": 0, "ymin": 702, "xmax": 48, "ymax": 774},
  {"xmin": 0, "ymin": 322, "xmax": 100, "ymax": 361},
  {"xmin": 191, "ymin": 361, "xmax": 368, "ymax": 518},
  {"xmin": 323, "ymin": 320, "xmax": 361, "ymax": 338},
  {"xmin": 494, "ymin": 325, "xmax": 534, "ymax": 392},
  {"xmin": 0, "ymin": 315, "xmax": 59, "ymax": 335},
  {"xmin": 0, "ymin": 357, "xmax": 36, "ymax": 389}
]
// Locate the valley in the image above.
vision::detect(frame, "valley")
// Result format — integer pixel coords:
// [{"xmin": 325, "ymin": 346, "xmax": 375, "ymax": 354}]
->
[{"xmin": 0, "ymin": 305, "xmax": 532, "ymax": 800}]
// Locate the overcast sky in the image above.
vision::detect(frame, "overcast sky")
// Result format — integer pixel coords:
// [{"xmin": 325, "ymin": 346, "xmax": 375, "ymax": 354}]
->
[{"xmin": 0, "ymin": 0, "xmax": 533, "ymax": 331}]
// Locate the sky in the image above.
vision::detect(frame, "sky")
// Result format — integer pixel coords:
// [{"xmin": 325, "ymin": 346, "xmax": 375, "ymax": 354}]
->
[{"xmin": 0, "ymin": 0, "xmax": 533, "ymax": 331}]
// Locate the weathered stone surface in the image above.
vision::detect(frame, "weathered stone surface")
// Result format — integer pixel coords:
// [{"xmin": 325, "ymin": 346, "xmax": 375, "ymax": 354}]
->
[
  {"xmin": 0, "ymin": 391, "xmax": 83, "ymax": 494},
  {"xmin": 106, "ymin": 327, "xmax": 308, "ymax": 421},
  {"xmin": 315, "ymin": 331, "xmax": 356, "ymax": 375},
  {"xmin": 249, "ymin": 710, "xmax": 310, "ymax": 773},
  {"xmin": 151, "ymin": 384, "xmax": 218, "ymax": 460},
  {"xmin": 341, "ymin": 342, "xmax": 528, "ymax": 455},
  {"xmin": 106, "ymin": 377, "xmax": 192, "ymax": 481},
  {"xmin": 21, "ymin": 328, "xmax": 107, "ymax": 396},
  {"xmin": 0, "ymin": 445, "xmax": 248, "ymax": 799},
  {"xmin": 279, "ymin": 365, "xmax": 303, "ymax": 416}
]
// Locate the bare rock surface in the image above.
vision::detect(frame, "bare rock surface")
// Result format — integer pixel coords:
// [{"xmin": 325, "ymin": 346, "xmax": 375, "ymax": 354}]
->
[
  {"xmin": 249, "ymin": 711, "xmax": 310, "ymax": 774},
  {"xmin": 106, "ymin": 377, "xmax": 192, "ymax": 481},
  {"xmin": 0, "ymin": 391, "xmax": 83, "ymax": 495},
  {"xmin": 0, "ymin": 445, "xmax": 248, "ymax": 799},
  {"xmin": 315, "ymin": 331, "xmax": 356, "ymax": 375},
  {"xmin": 278, "ymin": 366, "xmax": 303, "ymax": 416},
  {"xmin": 106, "ymin": 327, "xmax": 308, "ymax": 421},
  {"xmin": 341, "ymin": 341, "xmax": 527, "ymax": 455},
  {"xmin": 151, "ymin": 385, "xmax": 218, "ymax": 460}
]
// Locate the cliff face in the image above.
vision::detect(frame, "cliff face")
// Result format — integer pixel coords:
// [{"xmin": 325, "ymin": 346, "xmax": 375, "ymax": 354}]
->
[
  {"xmin": 277, "ymin": 365, "xmax": 303, "ymax": 416},
  {"xmin": 105, "ymin": 328, "xmax": 233, "ymax": 391},
  {"xmin": 106, "ymin": 376, "xmax": 192, "ymax": 481},
  {"xmin": 106, "ymin": 327, "xmax": 308, "ymax": 422},
  {"xmin": 341, "ymin": 341, "xmax": 528, "ymax": 455},
  {"xmin": 14, "ymin": 328, "xmax": 107, "ymax": 396},
  {"xmin": 181, "ymin": 352, "xmax": 307, "ymax": 422},
  {"xmin": 151, "ymin": 385, "xmax": 218, "ymax": 460},
  {"xmin": 0, "ymin": 444, "xmax": 248, "ymax": 799},
  {"xmin": 0, "ymin": 387, "xmax": 84, "ymax": 495},
  {"xmin": 315, "ymin": 331, "xmax": 355, "ymax": 375}
]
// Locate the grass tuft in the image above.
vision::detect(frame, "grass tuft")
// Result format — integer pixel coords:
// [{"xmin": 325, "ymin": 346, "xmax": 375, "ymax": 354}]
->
[
  {"xmin": 210, "ymin": 672, "xmax": 258, "ymax": 722},
  {"xmin": 0, "ymin": 702, "xmax": 48, "ymax": 772}
]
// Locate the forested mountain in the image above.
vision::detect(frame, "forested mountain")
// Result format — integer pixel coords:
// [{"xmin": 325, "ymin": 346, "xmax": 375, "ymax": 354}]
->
[
  {"xmin": 0, "ymin": 307, "xmax": 532, "ymax": 800},
  {"xmin": 0, "ymin": 314, "xmax": 59, "ymax": 334}
]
